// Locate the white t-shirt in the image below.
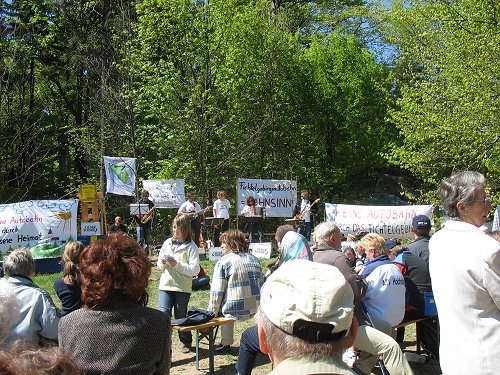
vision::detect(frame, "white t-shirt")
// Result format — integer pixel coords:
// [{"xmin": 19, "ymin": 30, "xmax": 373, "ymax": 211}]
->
[
  {"xmin": 300, "ymin": 199, "xmax": 311, "ymax": 222},
  {"xmin": 213, "ymin": 199, "xmax": 230, "ymax": 220},
  {"xmin": 178, "ymin": 201, "xmax": 201, "ymax": 215}
]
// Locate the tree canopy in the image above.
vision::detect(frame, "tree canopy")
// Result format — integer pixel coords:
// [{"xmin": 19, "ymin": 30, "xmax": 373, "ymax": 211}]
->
[{"xmin": 0, "ymin": 0, "xmax": 497, "ymax": 209}]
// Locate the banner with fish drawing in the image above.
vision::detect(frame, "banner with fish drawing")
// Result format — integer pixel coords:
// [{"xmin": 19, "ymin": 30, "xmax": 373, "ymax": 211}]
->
[
  {"xmin": 0, "ymin": 200, "xmax": 79, "ymax": 260},
  {"xmin": 103, "ymin": 156, "xmax": 137, "ymax": 196}
]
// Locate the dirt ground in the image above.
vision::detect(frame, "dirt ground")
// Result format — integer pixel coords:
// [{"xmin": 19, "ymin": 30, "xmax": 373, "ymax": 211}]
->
[{"xmin": 168, "ymin": 319, "xmax": 441, "ymax": 375}]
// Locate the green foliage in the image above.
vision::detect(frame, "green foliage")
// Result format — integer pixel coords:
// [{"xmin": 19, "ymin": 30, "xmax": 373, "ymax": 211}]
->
[{"xmin": 386, "ymin": 0, "xmax": 499, "ymax": 192}]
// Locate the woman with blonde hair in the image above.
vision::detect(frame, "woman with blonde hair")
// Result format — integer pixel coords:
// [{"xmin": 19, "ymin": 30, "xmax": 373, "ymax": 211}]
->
[
  {"xmin": 53, "ymin": 241, "xmax": 85, "ymax": 316},
  {"xmin": 157, "ymin": 214, "xmax": 200, "ymax": 353}
]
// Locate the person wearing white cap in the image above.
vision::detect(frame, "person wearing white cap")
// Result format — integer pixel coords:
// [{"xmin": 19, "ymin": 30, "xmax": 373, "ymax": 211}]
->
[{"xmin": 254, "ymin": 259, "xmax": 357, "ymax": 374}]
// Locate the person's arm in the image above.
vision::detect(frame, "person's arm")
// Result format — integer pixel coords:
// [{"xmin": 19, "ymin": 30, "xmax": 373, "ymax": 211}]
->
[
  {"xmin": 38, "ymin": 290, "xmax": 60, "ymax": 341},
  {"xmin": 483, "ymin": 245, "xmax": 500, "ymax": 310},
  {"xmin": 173, "ymin": 244, "xmax": 200, "ymax": 276},
  {"xmin": 157, "ymin": 241, "xmax": 171, "ymax": 271},
  {"xmin": 208, "ymin": 260, "xmax": 227, "ymax": 316},
  {"xmin": 332, "ymin": 256, "xmax": 367, "ymax": 302}
]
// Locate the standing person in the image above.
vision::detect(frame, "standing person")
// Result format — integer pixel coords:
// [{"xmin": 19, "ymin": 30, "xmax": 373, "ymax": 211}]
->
[
  {"xmin": 241, "ymin": 196, "xmax": 264, "ymax": 243},
  {"xmin": 429, "ymin": 171, "xmax": 499, "ymax": 375},
  {"xmin": 157, "ymin": 215, "xmax": 200, "ymax": 353},
  {"xmin": 178, "ymin": 192, "xmax": 205, "ymax": 247},
  {"xmin": 3, "ymin": 248, "xmax": 60, "ymax": 347},
  {"xmin": 213, "ymin": 190, "xmax": 231, "ymax": 246},
  {"xmin": 53, "ymin": 241, "xmax": 85, "ymax": 316},
  {"xmin": 406, "ymin": 215, "xmax": 432, "ymax": 264},
  {"xmin": 292, "ymin": 189, "xmax": 318, "ymax": 241},
  {"xmin": 59, "ymin": 233, "xmax": 171, "ymax": 374},
  {"xmin": 135, "ymin": 190, "xmax": 155, "ymax": 254},
  {"xmin": 109, "ymin": 216, "xmax": 128, "ymax": 234},
  {"xmin": 208, "ymin": 230, "xmax": 264, "ymax": 352}
]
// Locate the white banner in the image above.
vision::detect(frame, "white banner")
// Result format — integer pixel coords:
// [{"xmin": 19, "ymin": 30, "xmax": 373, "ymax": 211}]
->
[
  {"xmin": 250, "ymin": 242, "xmax": 272, "ymax": 259},
  {"xmin": 325, "ymin": 203, "xmax": 433, "ymax": 240},
  {"xmin": 237, "ymin": 178, "xmax": 297, "ymax": 218},
  {"xmin": 81, "ymin": 222, "xmax": 102, "ymax": 236},
  {"xmin": 103, "ymin": 156, "xmax": 137, "ymax": 196},
  {"xmin": 142, "ymin": 179, "xmax": 185, "ymax": 208},
  {"xmin": 0, "ymin": 200, "xmax": 79, "ymax": 259}
]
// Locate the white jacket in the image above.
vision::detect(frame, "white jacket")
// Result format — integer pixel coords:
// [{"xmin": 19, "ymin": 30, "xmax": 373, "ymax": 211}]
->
[{"xmin": 430, "ymin": 220, "xmax": 500, "ymax": 375}]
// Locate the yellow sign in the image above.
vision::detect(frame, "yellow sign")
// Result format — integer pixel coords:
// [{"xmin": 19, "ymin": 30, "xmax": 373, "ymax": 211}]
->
[{"xmin": 80, "ymin": 185, "xmax": 96, "ymax": 200}]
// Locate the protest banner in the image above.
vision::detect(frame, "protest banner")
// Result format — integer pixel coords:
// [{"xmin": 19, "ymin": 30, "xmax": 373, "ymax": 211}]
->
[
  {"xmin": 325, "ymin": 203, "xmax": 433, "ymax": 240},
  {"xmin": 249, "ymin": 242, "xmax": 272, "ymax": 259},
  {"xmin": 0, "ymin": 200, "xmax": 79, "ymax": 260},
  {"xmin": 142, "ymin": 179, "xmax": 185, "ymax": 208},
  {"xmin": 103, "ymin": 156, "xmax": 137, "ymax": 196},
  {"xmin": 237, "ymin": 178, "xmax": 297, "ymax": 217}
]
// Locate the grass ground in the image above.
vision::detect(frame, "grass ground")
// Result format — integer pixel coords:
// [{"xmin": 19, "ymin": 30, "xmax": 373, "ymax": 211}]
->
[{"xmin": 33, "ymin": 255, "xmax": 441, "ymax": 375}]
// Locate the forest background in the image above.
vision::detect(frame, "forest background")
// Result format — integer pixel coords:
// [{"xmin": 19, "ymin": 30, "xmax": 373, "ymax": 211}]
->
[{"xmin": 0, "ymin": 0, "xmax": 498, "ymax": 238}]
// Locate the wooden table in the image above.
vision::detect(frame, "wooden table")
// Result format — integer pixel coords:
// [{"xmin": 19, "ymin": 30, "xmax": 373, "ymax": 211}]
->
[{"xmin": 172, "ymin": 317, "xmax": 235, "ymax": 373}]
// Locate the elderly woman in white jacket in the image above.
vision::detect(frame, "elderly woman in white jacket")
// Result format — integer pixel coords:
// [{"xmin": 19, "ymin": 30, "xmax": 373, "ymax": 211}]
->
[{"xmin": 429, "ymin": 171, "xmax": 499, "ymax": 375}]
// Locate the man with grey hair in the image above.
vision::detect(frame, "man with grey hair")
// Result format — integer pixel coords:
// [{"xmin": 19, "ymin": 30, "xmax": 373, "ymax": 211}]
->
[
  {"xmin": 3, "ymin": 248, "xmax": 60, "ymax": 346},
  {"xmin": 313, "ymin": 222, "xmax": 413, "ymax": 375},
  {"xmin": 255, "ymin": 259, "xmax": 357, "ymax": 374}
]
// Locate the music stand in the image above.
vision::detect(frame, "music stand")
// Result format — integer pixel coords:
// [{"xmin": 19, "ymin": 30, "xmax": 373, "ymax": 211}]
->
[{"xmin": 130, "ymin": 203, "xmax": 149, "ymax": 216}]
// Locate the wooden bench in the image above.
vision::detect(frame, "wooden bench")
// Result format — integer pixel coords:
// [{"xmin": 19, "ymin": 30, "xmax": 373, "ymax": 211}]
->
[
  {"xmin": 172, "ymin": 317, "xmax": 235, "ymax": 374},
  {"xmin": 394, "ymin": 316, "xmax": 433, "ymax": 354}
]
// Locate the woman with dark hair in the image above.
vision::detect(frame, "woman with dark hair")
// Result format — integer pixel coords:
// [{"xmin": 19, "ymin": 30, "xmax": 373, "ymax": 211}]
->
[
  {"xmin": 157, "ymin": 214, "xmax": 200, "ymax": 353},
  {"xmin": 53, "ymin": 241, "xmax": 84, "ymax": 316},
  {"xmin": 58, "ymin": 233, "xmax": 171, "ymax": 375},
  {"xmin": 208, "ymin": 230, "xmax": 263, "ymax": 353},
  {"xmin": 429, "ymin": 171, "xmax": 499, "ymax": 375}
]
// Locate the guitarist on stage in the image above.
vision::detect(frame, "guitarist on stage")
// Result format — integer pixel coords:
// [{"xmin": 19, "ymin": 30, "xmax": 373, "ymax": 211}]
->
[
  {"xmin": 178, "ymin": 192, "xmax": 205, "ymax": 246},
  {"xmin": 292, "ymin": 189, "xmax": 319, "ymax": 241},
  {"xmin": 135, "ymin": 190, "xmax": 155, "ymax": 254}
]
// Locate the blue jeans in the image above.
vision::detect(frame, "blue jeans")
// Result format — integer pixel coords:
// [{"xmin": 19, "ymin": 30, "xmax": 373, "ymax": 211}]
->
[
  {"xmin": 236, "ymin": 325, "xmax": 265, "ymax": 375},
  {"xmin": 136, "ymin": 224, "xmax": 152, "ymax": 253},
  {"xmin": 159, "ymin": 290, "xmax": 192, "ymax": 347}
]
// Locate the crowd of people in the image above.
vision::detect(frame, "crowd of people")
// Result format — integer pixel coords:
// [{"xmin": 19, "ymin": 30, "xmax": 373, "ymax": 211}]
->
[{"xmin": 0, "ymin": 170, "xmax": 498, "ymax": 375}]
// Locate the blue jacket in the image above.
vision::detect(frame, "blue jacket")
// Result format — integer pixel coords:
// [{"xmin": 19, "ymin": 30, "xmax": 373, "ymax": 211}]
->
[{"xmin": 5, "ymin": 275, "xmax": 60, "ymax": 345}]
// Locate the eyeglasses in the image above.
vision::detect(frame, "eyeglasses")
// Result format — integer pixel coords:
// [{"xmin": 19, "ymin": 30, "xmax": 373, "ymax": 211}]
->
[{"xmin": 474, "ymin": 195, "xmax": 491, "ymax": 205}]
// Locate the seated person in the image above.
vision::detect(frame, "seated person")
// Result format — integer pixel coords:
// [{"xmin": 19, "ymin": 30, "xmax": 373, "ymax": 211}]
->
[
  {"xmin": 3, "ymin": 248, "xmax": 60, "ymax": 347},
  {"xmin": 192, "ymin": 265, "xmax": 210, "ymax": 291},
  {"xmin": 388, "ymin": 242, "xmax": 439, "ymax": 357},
  {"xmin": 208, "ymin": 230, "xmax": 264, "ymax": 352},
  {"xmin": 108, "ymin": 216, "xmax": 128, "ymax": 234},
  {"xmin": 53, "ymin": 241, "xmax": 84, "ymax": 316},
  {"xmin": 255, "ymin": 259, "xmax": 357, "ymax": 374},
  {"xmin": 0, "ymin": 279, "xmax": 79, "ymax": 375},
  {"xmin": 359, "ymin": 233, "xmax": 406, "ymax": 328},
  {"xmin": 58, "ymin": 233, "xmax": 171, "ymax": 374}
]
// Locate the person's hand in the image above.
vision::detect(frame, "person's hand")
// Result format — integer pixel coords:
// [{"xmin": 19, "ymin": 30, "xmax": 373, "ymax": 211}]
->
[{"xmin": 164, "ymin": 254, "xmax": 177, "ymax": 266}]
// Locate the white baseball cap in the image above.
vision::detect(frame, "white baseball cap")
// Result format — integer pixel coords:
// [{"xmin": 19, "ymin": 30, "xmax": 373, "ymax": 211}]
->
[{"xmin": 261, "ymin": 259, "xmax": 354, "ymax": 341}]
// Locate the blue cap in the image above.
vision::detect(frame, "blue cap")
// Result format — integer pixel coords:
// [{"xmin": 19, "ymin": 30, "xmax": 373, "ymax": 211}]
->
[
  {"xmin": 385, "ymin": 239, "xmax": 398, "ymax": 250},
  {"xmin": 412, "ymin": 215, "xmax": 431, "ymax": 229}
]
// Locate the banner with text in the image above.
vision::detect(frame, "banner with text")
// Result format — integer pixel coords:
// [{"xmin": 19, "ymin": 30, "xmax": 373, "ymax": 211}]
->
[
  {"xmin": 325, "ymin": 203, "xmax": 433, "ymax": 240},
  {"xmin": 237, "ymin": 178, "xmax": 297, "ymax": 218},
  {"xmin": 0, "ymin": 200, "xmax": 79, "ymax": 259},
  {"xmin": 143, "ymin": 179, "xmax": 185, "ymax": 208},
  {"xmin": 103, "ymin": 156, "xmax": 137, "ymax": 196}
]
